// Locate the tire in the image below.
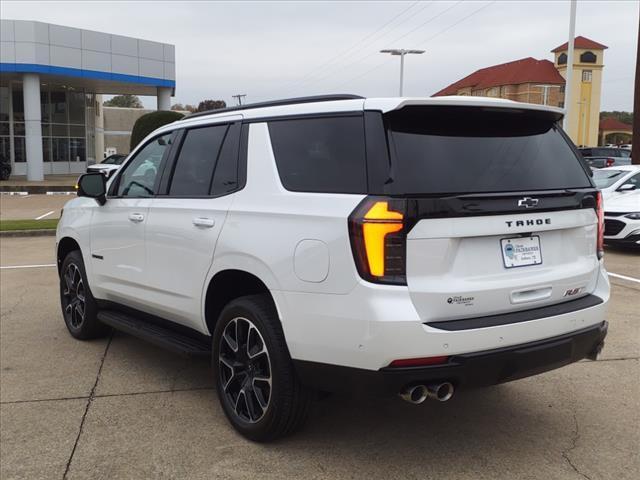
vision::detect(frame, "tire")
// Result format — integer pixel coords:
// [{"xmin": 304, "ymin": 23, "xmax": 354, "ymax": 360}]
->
[
  {"xmin": 59, "ymin": 250, "xmax": 110, "ymax": 340},
  {"xmin": 212, "ymin": 294, "xmax": 312, "ymax": 442}
]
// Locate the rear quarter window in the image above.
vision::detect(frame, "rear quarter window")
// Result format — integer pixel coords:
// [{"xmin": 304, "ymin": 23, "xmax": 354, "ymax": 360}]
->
[{"xmin": 268, "ymin": 116, "xmax": 367, "ymax": 194}]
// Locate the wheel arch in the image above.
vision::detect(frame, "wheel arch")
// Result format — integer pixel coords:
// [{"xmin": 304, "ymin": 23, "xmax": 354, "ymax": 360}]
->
[
  {"xmin": 203, "ymin": 269, "xmax": 282, "ymax": 337},
  {"xmin": 57, "ymin": 236, "xmax": 82, "ymax": 275}
]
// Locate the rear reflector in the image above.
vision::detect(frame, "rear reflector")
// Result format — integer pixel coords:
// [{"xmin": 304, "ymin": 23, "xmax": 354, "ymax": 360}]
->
[{"xmin": 388, "ymin": 356, "xmax": 449, "ymax": 368}]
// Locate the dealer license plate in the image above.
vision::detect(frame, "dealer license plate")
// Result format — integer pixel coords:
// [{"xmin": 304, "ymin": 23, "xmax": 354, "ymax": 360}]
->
[{"xmin": 500, "ymin": 236, "xmax": 542, "ymax": 268}]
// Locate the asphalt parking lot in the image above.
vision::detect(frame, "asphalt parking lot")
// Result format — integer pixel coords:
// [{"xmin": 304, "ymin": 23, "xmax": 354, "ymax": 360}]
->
[
  {"xmin": 0, "ymin": 236, "xmax": 638, "ymax": 480},
  {"xmin": 0, "ymin": 194, "xmax": 72, "ymax": 221}
]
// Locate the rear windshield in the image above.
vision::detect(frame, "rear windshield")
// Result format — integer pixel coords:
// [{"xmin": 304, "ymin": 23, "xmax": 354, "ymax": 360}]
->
[{"xmin": 384, "ymin": 106, "xmax": 591, "ymax": 195}]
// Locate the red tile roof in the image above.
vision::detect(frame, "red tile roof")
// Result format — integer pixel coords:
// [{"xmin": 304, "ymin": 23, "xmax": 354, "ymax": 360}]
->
[
  {"xmin": 599, "ymin": 117, "xmax": 632, "ymax": 132},
  {"xmin": 551, "ymin": 36, "xmax": 608, "ymax": 53},
  {"xmin": 433, "ymin": 57, "xmax": 565, "ymax": 97}
]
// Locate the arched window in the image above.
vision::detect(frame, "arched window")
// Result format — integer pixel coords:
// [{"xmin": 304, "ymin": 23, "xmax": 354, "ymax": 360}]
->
[
  {"xmin": 580, "ymin": 51, "xmax": 597, "ymax": 63},
  {"xmin": 557, "ymin": 53, "xmax": 567, "ymax": 65}
]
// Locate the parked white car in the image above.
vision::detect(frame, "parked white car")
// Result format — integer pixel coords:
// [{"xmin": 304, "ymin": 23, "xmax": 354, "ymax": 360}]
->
[
  {"xmin": 592, "ymin": 165, "xmax": 640, "ymax": 201},
  {"xmin": 603, "ymin": 191, "xmax": 640, "ymax": 249},
  {"xmin": 56, "ymin": 95, "xmax": 609, "ymax": 441},
  {"xmin": 86, "ymin": 153, "xmax": 127, "ymax": 178}
]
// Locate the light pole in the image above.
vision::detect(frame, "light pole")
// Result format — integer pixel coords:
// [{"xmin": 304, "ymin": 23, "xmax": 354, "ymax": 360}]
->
[{"xmin": 380, "ymin": 49, "xmax": 425, "ymax": 96}]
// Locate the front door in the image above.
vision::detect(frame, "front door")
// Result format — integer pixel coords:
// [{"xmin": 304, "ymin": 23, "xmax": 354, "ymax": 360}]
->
[{"xmin": 89, "ymin": 132, "xmax": 174, "ymax": 306}]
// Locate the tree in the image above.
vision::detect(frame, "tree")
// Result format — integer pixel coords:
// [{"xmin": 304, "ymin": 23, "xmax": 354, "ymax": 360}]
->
[
  {"xmin": 171, "ymin": 103, "xmax": 185, "ymax": 111},
  {"xmin": 103, "ymin": 94, "xmax": 143, "ymax": 108},
  {"xmin": 600, "ymin": 111, "xmax": 633, "ymax": 125},
  {"xmin": 130, "ymin": 111, "xmax": 184, "ymax": 150},
  {"xmin": 197, "ymin": 99, "xmax": 226, "ymax": 112},
  {"xmin": 171, "ymin": 103, "xmax": 197, "ymax": 113}
]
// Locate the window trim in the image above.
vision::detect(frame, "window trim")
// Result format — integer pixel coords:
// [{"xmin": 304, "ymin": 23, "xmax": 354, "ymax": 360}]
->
[
  {"xmin": 155, "ymin": 121, "xmax": 245, "ymax": 199},
  {"xmin": 107, "ymin": 131, "xmax": 176, "ymax": 199},
  {"xmin": 267, "ymin": 113, "xmax": 368, "ymax": 195}
]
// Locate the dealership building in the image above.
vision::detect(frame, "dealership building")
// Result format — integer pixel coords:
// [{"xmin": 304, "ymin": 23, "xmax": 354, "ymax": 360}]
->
[{"xmin": 0, "ymin": 20, "xmax": 175, "ymax": 180}]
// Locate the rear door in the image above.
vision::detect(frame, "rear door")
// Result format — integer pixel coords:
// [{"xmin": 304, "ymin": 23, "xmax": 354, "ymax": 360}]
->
[
  {"xmin": 372, "ymin": 105, "xmax": 599, "ymax": 323},
  {"xmin": 144, "ymin": 120, "xmax": 242, "ymax": 327}
]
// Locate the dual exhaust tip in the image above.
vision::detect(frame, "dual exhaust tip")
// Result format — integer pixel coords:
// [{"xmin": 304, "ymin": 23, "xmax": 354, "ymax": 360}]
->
[{"xmin": 400, "ymin": 382, "xmax": 455, "ymax": 404}]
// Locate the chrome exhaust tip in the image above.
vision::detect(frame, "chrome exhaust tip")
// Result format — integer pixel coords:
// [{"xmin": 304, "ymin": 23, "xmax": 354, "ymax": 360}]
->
[
  {"xmin": 425, "ymin": 382, "xmax": 455, "ymax": 402},
  {"xmin": 399, "ymin": 385, "xmax": 428, "ymax": 404}
]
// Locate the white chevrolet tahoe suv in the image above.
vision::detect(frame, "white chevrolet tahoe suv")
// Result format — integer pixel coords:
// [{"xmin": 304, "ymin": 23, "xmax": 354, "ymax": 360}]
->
[{"xmin": 57, "ymin": 95, "xmax": 609, "ymax": 441}]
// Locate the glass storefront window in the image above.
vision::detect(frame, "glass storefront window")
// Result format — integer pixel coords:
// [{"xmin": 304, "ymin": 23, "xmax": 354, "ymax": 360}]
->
[
  {"xmin": 0, "ymin": 87, "xmax": 9, "ymax": 122},
  {"xmin": 40, "ymin": 86, "xmax": 51, "ymax": 123},
  {"xmin": 5, "ymin": 83, "xmax": 95, "ymax": 172},
  {"xmin": 69, "ymin": 125, "xmax": 85, "ymax": 137},
  {"xmin": 50, "ymin": 90, "xmax": 67, "ymax": 124},
  {"xmin": 42, "ymin": 138, "xmax": 52, "ymax": 162},
  {"xmin": 68, "ymin": 91, "xmax": 85, "ymax": 125},
  {"xmin": 70, "ymin": 138, "xmax": 85, "ymax": 162},
  {"xmin": 51, "ymin": 124, "xmax": 68, "ymax": 136},
  {"xmin": 52, "ymin": 137, "xmax": 69, "ymax": 162},
  {"xmin": 14, "ymin": 137, "xmax": 26, "ymax": 162},
  {"xmin": 12, "ymin": 89, "xmax": 24, "ymax": 122},
  {"xmin": 0, "ymin": 136, "xmax": 10, "ymax": 162}
]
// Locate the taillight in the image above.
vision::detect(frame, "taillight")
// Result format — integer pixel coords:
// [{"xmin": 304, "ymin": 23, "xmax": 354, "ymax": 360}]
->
[
  {"xmin": 596, "ymin": 191, "xmax": 604, "ymax": 259},
  {"xmin": 349, "ymin": 197, "xmax": 407, "ymax": 285},
  {"xmin": 606, "ymin": 158, "xmax": 615, "ymax": 167}
]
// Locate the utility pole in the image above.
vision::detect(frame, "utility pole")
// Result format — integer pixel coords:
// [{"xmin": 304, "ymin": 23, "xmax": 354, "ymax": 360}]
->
[
  {"xmin": 380, "ymin": 49, "xmax": 425, "ymax": 96},
  {"xmin": 563, "ymin": 0, "xmax": 577, "ymax": 131},
  {"xmin": 633, "ymin": 3, "xmax": 639, "ymax": 164},
  {"xmin": 232, "ymin": 94, "xmax": 247, "ymax": 106}
]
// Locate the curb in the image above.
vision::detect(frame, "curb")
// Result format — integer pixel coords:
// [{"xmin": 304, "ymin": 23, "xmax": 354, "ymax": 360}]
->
[
  {"xmin": 0, "ymin": 186, "xmax": 76, "ymax": 194},
  {"xmin": 0, "ymin": 229, "xmax": 56, "ymax": 238}
]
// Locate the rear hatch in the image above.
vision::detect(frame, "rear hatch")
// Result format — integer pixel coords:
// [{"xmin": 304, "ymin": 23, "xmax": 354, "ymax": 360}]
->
[{"xmin": 376, "ymin": 105, "xmax": 600, "ymax": 323}]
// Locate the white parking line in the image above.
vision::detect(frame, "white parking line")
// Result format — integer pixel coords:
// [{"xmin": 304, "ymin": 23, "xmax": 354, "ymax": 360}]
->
[
  {"xmin": 0, "ymin": 264, "xmax": 56, "ymax": 270},
  {"xmin": 608, "ymin": 272, "xmax": 640, "ymax": 284},
  {"xmin": 34, "ymin": 210, "xmax": 55, "ymax": 220}
]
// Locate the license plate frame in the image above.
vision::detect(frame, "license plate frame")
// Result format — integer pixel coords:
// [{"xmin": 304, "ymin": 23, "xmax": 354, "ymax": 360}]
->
[{"xmin": 500, "ymin": 236, "xmax": 543, "ymax": 269}]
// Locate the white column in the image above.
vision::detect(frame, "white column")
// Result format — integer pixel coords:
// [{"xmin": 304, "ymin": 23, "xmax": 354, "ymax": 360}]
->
[
  {"xmin": 157, "ymin": 87, "xmax": 171, "ymax": 111},
  {"xmin": 23, "ymin": 73, "xmax": 44, "ymax": 181},
  {"xmin": 95, "ymin": 94, "xmax": 104, "ymax": 160}
]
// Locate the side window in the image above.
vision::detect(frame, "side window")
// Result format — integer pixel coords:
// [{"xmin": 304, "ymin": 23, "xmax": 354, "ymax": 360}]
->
[
  {"xmin": 268, "ymin": 116, "xmax": 367, "ymax": 194},
  {"xmin": 116, "ymin": 133, "xmax": 173, "ymax": 197},
  {"xmin": 211, "ymin": 122, "xmax": 241, "ymax": 195},
  {"xmin": 169, "ymin": 124, "xmax": 228, "ymax": 196},
  {"xmin": 627, "ymin": 173, "xmax": 640, "ymax": 187}
]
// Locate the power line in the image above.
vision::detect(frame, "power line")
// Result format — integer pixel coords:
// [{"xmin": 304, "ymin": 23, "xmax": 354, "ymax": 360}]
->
[
  {"xmin": 330, "ymin": 1, "xmax": 495, "ymax": 92},
  {"xmin": 288, "ymin": 1, "xmax": 461, "ymax": 95},
  {"xmin": 281, "ymin": 1, "xmax": 438, "ymax": 94},
  {"xmin": 281, "ymin": 1, "xmax": 422, "ymax": 89}
]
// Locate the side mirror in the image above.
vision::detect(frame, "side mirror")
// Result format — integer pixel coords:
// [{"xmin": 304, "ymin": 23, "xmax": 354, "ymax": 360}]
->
[
  {"xmin": 617, "ymin": 183, "xmax": 637, "ymax": 192},
  {"xmin": 77, "ymin": 172, "xmax": 107, "ymax": 205}
]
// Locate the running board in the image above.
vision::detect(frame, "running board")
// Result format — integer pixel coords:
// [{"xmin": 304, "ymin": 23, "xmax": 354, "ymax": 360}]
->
[{"xmin": 97, "ymin": 310, "xmax": 211, "ymax": 357}]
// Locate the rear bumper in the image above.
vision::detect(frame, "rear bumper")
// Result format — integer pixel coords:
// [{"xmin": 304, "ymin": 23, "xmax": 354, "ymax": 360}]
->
[{"xmin": 294, "ymin": 321, "xmax": 608, "ymax": 395}]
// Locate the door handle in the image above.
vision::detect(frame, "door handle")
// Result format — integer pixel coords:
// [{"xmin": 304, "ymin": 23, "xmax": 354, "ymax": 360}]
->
[
  {"xmin": 193, "ymin": 217, "xmax": 215, "ymax": 228},
  {"xmin": 128, "ymin": 212, "xmax": 145, "ymax": 223}
]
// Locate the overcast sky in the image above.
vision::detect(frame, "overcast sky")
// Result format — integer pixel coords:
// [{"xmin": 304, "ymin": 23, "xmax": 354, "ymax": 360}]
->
[{"xmin": 2, "ymin": 1, "xmax": 638, "ymax": 110}]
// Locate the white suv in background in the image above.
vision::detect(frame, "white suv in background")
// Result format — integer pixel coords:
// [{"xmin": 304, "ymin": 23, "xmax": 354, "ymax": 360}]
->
[{"xmin": 57, "ymin": 95, "xmax": 609, "ymax": 441}]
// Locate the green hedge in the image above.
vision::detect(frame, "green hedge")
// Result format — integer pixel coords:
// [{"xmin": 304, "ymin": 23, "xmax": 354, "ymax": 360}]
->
[{"xmin": 130, "ymin": 111, "xmax": 185, "ymax": 150}]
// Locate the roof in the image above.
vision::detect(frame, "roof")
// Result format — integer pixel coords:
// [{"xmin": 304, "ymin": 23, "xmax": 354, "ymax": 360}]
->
[
  {"xmin": 551, "ymin": 36, "xmax": 608, "ymax": 53},
  {"xmin": 599, "ymin": 117, "xmax": 632, "ymax": 132},
  {"xmin": 432, "ymin": 57, "xmax": 565, "ymax": 97},
  {"xmin": 167, "ymin": 95, "xmax": 562, "ymax": 131}
]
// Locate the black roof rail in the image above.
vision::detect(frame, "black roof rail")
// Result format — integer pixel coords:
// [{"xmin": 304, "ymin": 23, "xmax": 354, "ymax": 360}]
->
[{"xmin": 184, "ymin": 94, "xmax": 365, "ymax": 119}]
